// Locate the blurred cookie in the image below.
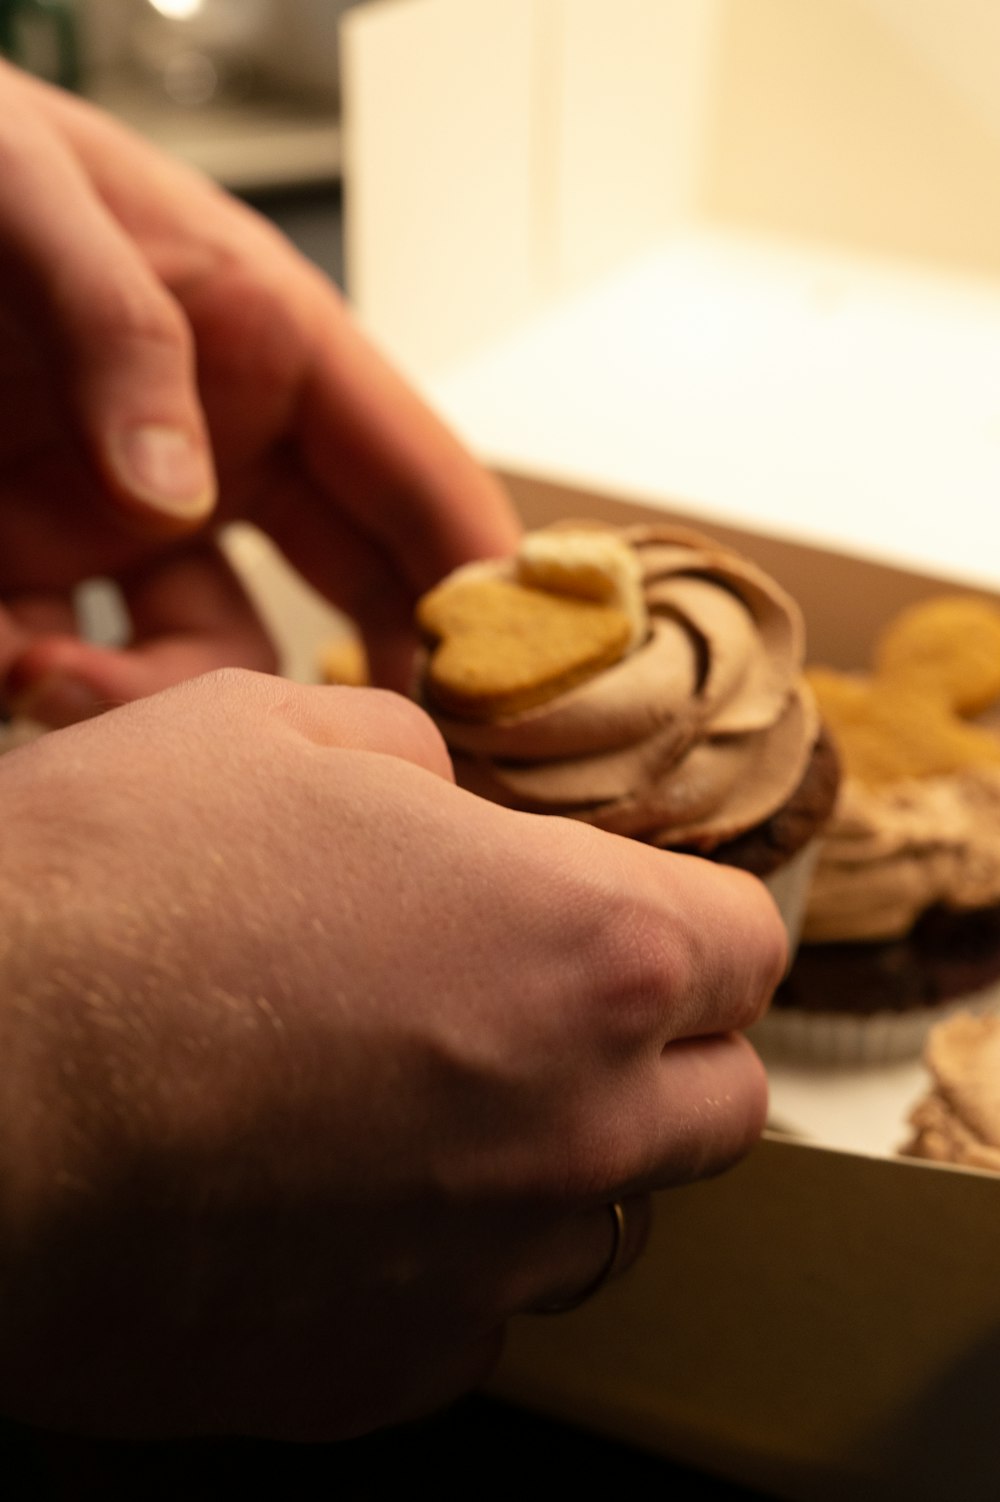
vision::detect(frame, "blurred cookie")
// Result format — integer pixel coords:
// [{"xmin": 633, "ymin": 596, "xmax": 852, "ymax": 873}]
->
[
  {"xmin": 807, "ymin": 670, "xmax": 1000, "ymax": 787},
  {"xmin": 901, "ymin": 1011, "xmax": 1000, "ymax": 1172},
  {"xmin": 874, "ymin": 594, "xmax": 1000, "ymax": 715},
  {"xmin": 320, "ymin": 637, "xmax": 369, "ymax": 688}
]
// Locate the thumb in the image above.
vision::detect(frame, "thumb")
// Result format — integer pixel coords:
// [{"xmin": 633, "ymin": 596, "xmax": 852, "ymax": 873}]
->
[{"xmin": 0, "ymin": 77, "xmax": 216, "ymax": 527}]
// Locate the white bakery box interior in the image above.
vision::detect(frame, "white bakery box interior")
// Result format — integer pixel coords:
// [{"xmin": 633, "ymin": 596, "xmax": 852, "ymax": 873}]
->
[{"xmin": 230, "ymin": 1, "xmax": 1000, "ymax": 1497}]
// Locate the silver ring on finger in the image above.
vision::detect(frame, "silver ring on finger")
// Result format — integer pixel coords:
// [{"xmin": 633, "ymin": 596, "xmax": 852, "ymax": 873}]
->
[{"xmin": 536, "ymin": 1199, "xmax": 628, "ymax": 1315}]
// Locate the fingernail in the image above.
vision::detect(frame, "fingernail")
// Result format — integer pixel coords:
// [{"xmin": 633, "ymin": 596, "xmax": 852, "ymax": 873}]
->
[
  {"xmin": 110, "ymin": 425, "xmax": 215, "ymax": 518},
  {"xmin": 10, "ymin": 674, "xmax": 104, "ymax": 727}
]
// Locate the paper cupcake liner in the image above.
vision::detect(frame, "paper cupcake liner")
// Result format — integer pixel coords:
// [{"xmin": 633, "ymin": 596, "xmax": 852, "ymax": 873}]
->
[
  {"xmin": 759, "ymin": 839, "xmax": 821, "ymax": 961},
  {"xmin": 748, "ymin": 977, "xmax": 1000, "ymax": 1067}
]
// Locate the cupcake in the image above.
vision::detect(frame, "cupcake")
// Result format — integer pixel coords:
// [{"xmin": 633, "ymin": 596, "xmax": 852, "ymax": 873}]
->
[
  {"xmin": 414, "ymin": 521, "xmax": 839, "ymax": 946},
  {"xmin": 901, "ymin": 1011, "xmax": 1000, "ymax": 1173},
  {"xmin": 758, "ymin": 594, "xmax": 1000, "ymax": 1065}
]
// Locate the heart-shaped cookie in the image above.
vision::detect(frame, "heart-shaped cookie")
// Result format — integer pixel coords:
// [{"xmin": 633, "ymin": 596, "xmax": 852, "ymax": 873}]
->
[{"xmin": 417, "ymin": 574, "xmax": 632, "ymax": 718}]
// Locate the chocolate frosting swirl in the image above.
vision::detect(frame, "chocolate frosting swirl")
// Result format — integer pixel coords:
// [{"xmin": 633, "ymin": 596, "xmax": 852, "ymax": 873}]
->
[
  {"xmin": 802, "ymin": 767, "xmax": 1000, "ymax": 942},
  {"xmin": 422, "ymin": 524, "xmax": 819, "ymax": 852}
]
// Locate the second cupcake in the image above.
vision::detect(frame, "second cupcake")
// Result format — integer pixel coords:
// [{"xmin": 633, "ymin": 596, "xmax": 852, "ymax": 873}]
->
[{"xmin": 758, "ymin": 593, "xmax": 1000, "ymax": 1064}]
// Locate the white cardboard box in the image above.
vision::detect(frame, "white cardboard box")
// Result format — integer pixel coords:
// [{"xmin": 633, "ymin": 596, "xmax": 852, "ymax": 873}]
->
[
  {"xmin": 327, "ymin": 3, "xmax": 1000, "ymax": 1496},
  {"xmin": 341, "ymin": 0, "xmax": 1000, "ymax": 590}
]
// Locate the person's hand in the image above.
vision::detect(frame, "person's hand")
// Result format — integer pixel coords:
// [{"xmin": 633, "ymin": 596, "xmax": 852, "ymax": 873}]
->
[
  {"xmin": 0, "ymin": 62, "xmax": 519, "ymax": 724},
  {"xmin": 0, "ymin": 673, "xmax": 783, "ymax": 1441}
]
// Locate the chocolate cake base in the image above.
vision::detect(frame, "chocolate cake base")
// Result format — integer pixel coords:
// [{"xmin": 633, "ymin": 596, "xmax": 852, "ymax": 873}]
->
[
  {"xmin": 774, "ymin": 902, "xmax": 1000, "ymax": 1017},
  {"xmin": 676, "ymin": 727, "xmax": 841, "ymax": 879}
]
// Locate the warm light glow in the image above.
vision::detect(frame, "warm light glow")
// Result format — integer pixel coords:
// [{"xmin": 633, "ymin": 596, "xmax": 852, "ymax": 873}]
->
[{"xmin": 148, "ymin": 0, "xmax": 204, "ymax": 21}]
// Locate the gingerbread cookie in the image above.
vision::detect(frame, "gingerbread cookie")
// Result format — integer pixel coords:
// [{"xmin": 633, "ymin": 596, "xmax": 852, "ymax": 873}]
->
[
  {"xmin": 875, "ymin": 595, "xmax": 1000, "ymax": 716},
  {"xmin": 807, "ymin": 593, "xmax": 1000, "ymax": 787},
  {"xmin": 417, "ymin": 574, "xmax": 632, "ymax": 718},
  {"xmin": 807, "ymin": 672, "xmax": 1000, "ymax": 786},
  {"xmin": 415, "ymin": 527, "xmax": 649, "ymax": 719}
]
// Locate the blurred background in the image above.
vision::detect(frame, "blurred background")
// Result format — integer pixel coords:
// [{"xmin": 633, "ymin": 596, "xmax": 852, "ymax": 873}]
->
[
  {"xmin": 0, "ymin": 0, "xmax": 360, "ymax": 284},
  {"xmin": 0, "ymin": 0, "xmax": 365, "ymax": 676}
]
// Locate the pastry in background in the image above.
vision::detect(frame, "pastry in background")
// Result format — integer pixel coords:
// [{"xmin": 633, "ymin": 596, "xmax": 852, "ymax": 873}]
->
[
  {"xmin": 901, "ymin": 1011, "xmax": 1000, "ymax": 1173},
  {"xmin": 319, "ymin": 636, "xmax": 369, "ymax": 688},
  {"xmin": 0, "ymin": 717, "xmax": 44, "ymax": 755},
  {"xmin": 415, "ymin": 521, "xmax": 839, "ymax": 947},
  {"xmin": 758, "ymin": 594, "xmax": 1000, "ymax": 1065}
]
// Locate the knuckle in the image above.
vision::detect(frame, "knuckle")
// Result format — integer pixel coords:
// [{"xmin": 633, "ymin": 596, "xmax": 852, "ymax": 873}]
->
[
  {"xmin": 514, "ymin": 1120, "xmax": 637, "ymax": 1209},
  {"xmin": 354, "ymin": 686, "xmax": 455, "ymax": 773},
  {"xmin": 536, "ymin": 822, "xmax": 676, "ymax": 1044},
  {"xmin": 716, "ymin": 866, "xmax": 790, "ymax": 1025},
  {"xmin": 200, "ymin": 664, "xmax": 259, "ymax": 692},
  {"xmin": 676, "ymin": 1041, "xmax": 769, "ymax": 1181},
  {"xmin": 364, "ymin": 685, "xmax": 443, "ymax": 741},
  {"xmin": 598, "ymin": 913, "xmax": 683, "ymax": 1043},
  {"xmin": 569, "ymin": 879, "xmax": 687, "ymax": 1045},
  {"xmin": 59, "ymin": 269, "xmax": 193, "ymax": 369},
  {"xmin": 185, "ymin": 665, "xmax": 271, "ymax": 708},
  {"xmin": 549, "ymin": 827, "xmax": 782, "ymax": 1043}
]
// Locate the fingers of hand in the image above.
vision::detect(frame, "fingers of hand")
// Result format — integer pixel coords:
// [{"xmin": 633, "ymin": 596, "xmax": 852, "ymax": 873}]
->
[
  {"xmin": 297, "ymin": 299, "xmax": 522, "ymax": 595},
  {"xmin": 487, "ymin": 819, "xmax": 778, "ymax": 1192},
  {"xmin": 651, "ymin": 1032, "xmax": 769, "ymax": 1186},
  {"xmin": 603, "ymin": 841, "xmax": 778, "ymax": 1181},
  {"xmin": 267, "ymin": 679, "xmax": 456, "ymax": 783},
  {"xmin": 552, "ymin": 823, "xmax": 788, "ymax": 1047},
  {"xmin": 523, "ymin": 1195, "xmax": 651, "ymax": 1315},
  {"xmin": 3, "ymin": 543, "xmax": 278, "ymax": 725},
  {"xmin": 0, "ymin": 84, "xmax": 215, "ymax": 525},
  {"xmin": 253, "ymin": 470, "xmax": 425, "ymax": 693},
  {"xmin": 6, "ymin": 64, "xmax": 518, "ymax": 656},
  {"xmin": 58, "ymin": 666, "xmax": 457, "ymax": 783}
]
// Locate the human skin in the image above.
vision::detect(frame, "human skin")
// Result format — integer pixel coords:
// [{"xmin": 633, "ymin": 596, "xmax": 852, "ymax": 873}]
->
[
  {"xmin": 0, "ymin": 67, "xmax": 785, "ymax": 1442},
  {"xmin": 0, "ymin": 60, "xmax": 520, "ymax": 718},
  {"xmin": 0, "ymin": 672, "xmax": 783, "ymax": 1441}
]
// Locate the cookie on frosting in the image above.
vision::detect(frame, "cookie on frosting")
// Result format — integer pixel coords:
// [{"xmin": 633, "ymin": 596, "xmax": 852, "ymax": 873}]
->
[
  {"xmin": 415, "ymin": 528, "xmax": 652, "ymax": 718},
  {"xmin": 516, "ymin": 526, "xmax": 647, "ymax": 648},
  {"xmin": 416, "ymin": 574, "xmax": 632, "ymax": 718}
]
